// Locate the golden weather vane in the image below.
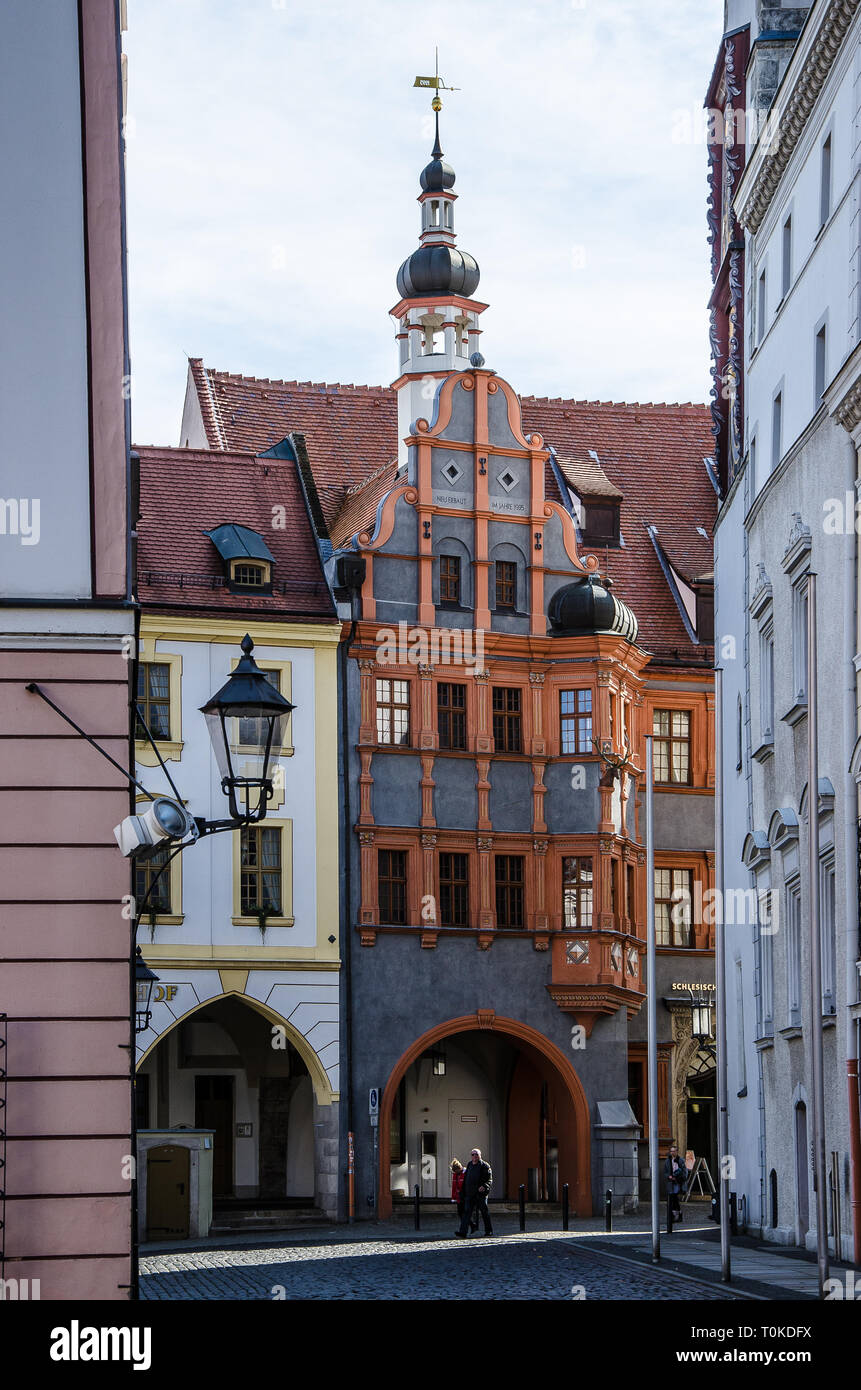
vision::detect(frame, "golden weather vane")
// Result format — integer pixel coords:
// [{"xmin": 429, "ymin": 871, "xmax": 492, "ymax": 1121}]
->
[{"xmin": 413, "ymin": 47, "xmax": 460, "ymax": 112}]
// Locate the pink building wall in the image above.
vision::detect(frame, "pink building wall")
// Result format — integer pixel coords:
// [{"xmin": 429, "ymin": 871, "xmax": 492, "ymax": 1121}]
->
[{"xmin": 0, "ymin": 0, "xmax": 134, "ymax": 1299}]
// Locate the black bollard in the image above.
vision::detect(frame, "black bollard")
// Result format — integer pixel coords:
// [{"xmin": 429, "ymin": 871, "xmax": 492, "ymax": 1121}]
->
[
  {"xmin": 519, "ymin": 1183, "xmax": 526, "ymax": 1232},
  {"xmin": 604, "ymin": 1189, "xmax": 612, "ymax": 1232},
  {"xmin": 730, "ymin": 1191, "xmax": 738, "ymax": 1236},
  {"xmin": 414, "ymin": 1183, "xmax": 420, "ymax": 1230},
  {"xmin": 562, "ymin": 1183, "xmax": 569, "ymax": 1231},
  {"xmin": 666, "ymin": 1185, "xmax": 674, "ymax": 1235}
]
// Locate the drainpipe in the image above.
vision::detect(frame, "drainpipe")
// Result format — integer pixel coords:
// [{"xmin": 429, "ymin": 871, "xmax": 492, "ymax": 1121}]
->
[
  {"xmin": 340, "ymin": 611, "xmax": 358, "ymax": 1222},
  {"xmin": 847, "ymin": 461, "xmax": 861, "ymax": 1266}
]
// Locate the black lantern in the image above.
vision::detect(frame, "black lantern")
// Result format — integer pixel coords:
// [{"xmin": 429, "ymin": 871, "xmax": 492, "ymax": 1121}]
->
[
  {"xmin": 690, "ymin": 991, "xmax": 713, "ymax": 1043},
  {"xmin": 200, "ymin": 634, "xmax": 295, "ymax": 821},
  {"xmin": 135, "ymin": 947, "xmax": 159, "ymax": 1033}
]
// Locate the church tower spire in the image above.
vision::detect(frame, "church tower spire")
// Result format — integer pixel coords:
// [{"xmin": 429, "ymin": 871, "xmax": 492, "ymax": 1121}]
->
[{"xmin": 391, "ymin": 83, "xmax": 488, "ymax": 465}]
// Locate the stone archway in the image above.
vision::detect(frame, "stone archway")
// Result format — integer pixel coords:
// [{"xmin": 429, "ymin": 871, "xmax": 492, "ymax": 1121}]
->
[{"xmin": 378, "ymin": 1011, "xmax": 591, "ymax": 1217}]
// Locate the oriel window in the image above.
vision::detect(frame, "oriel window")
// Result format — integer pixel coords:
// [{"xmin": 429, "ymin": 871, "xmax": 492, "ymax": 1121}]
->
[
  {"xmin": 136, "ymin": 662, "xmax": 170, "ymax": 740},
  {"xmin": 376, "ymin": 678, "xmax": 410, "ymax": 746},
  {"xmin": 439, "ymin": 852, "xmax": 469, "ymax": 926},
  {"xmin": 438, "ymin": 682, "xmax": 466, "ymax": 750},
  {"xmin": 379, "ymin": 849, "xmax": 407, "ymax": 925},
  {"xmin": 495, "ymin": 560, "xmax": 516, "ymax": 610},
  {"xmin": 492, "ymin": 686, "xmax": 522, "ymax": 752},
  {"xmin": 652, "ymin": 709, "xmax": 691, "ymax": 784},
  {"xmin": 495, "ymin": 855, "xmax": 524, "ymax": 927},
  {"xmin": 440, "ymin": 555, "xmax": 461, "ymax": 606},
  {"xmin": 562, "ymin": 856, "xmax": 593, "ymax": 928},
  {"xmin": 240, "ymin": 826, "xmax": 282, "ymax": 916},
  {"xmin": 560, "ymin": 689, "xmax": 592, "ymax": 754}
]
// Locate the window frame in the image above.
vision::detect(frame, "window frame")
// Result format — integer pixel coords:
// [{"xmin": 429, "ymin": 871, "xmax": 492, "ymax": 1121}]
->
[
  {"xmin": 378, "ymin": 847, "xmax": 408, "ymax": 925},
  {"xmin": 495, "ymin": 854, "xmax": 525, "ymax": 928},
  {"xmin": 439, "ymin": 554, "xmax": 461, "ymax": 607},
  {"xmin": 437, "ymin": 681, "xmax": 467, "ymax": 751},
  {"xmin": 492, "ymin": 686, "xmax": 523, "ymax": 753},
  {"xmin": 134, "ymin": 640, "xmax": 183, "ymax": 765},
  {"xmin": 376, "ymin": 676, "xmax": 412, "ymax": 747},
  {"xmin": 560, "ymin": 688, "xmax": 593, "ymax": 755},
  {"xmin": 439, "ymin": 851, "xmax": 470, "ymax": 927},
  {"xmin": 654, "ymin": 865, "xmax": 694, "ymax": 948},
  {"xmin": 494, "ymin": 559, "xmax": 517, "ymax": 611},
  {"xmin": 134, "ymin": 802, "xmax": 184, "ymax": 927},
  {"xmin": 232, "ymin": 819, "xmax": 294, "ymax": 926},
  {"xmin": 562, "ymin": 855, "xmax": 594, "ymax": 929},
  {"xmin": 652, "ymin": 707, "xmax": 692, "ymax": 786}
]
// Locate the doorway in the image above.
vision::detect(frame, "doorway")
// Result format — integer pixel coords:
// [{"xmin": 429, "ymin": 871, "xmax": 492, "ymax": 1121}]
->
[
  {"xmin": 195, "ymin": 1075, "xmax": 234, "ymax": 1197},
  {"xmin": 795, "ymin": 1101, "xmax": 809, "ymax": 1240},
  {"xmin": 146, "ymin": 1144, "xmax": 190, "ymax": 1239}
]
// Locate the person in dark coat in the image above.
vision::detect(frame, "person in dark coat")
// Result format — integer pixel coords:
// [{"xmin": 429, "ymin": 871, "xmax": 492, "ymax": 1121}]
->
[
  {"xmin": 664, "ymin": 1143, "xmax": 687, "ymax": 1222},
  {"xmin": 456, "ymin": 1148, "xmax": 493, "ymax": 1236}
]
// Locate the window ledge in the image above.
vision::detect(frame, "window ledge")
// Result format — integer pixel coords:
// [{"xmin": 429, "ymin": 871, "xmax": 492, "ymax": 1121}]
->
[
  {"xmin": 778, "ymin": 1024, "xmax": 803, "ymax": 1040},
  {"xmin": 752, "ymin": 738, "xmax": 774, "ymax": 764},
  {"xmin": 781, "ymin": 701, "xmax": 807, "ymax": 727},
  {"xmin": 755, "ymin": 1034, "xmax": 774, "ymax": 1051},
  {"xmin": 144, "ymin": 914, "xmax": 184, "ymax": 928},
  {"xmin": 232, "ymin": 916, "xmax": 294, "ymax": 928},
  {"xmin": 136, "ymin": 738, "xmax": 184, "ymax": 765},
  {"xmin": 737, "ymin": 1086, "xmax": 748, "ymax": 1099}
]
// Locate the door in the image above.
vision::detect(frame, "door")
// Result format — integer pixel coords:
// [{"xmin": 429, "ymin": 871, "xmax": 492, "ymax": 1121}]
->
[
  {"xmin": 448, "ymin": 1100, "xmax": 491, "ymax": 1179},
  {"xmin": 795, "ymin": 1102, "xmax": 809, "ymax": 1240},
  {"xmin": 259, "ymin": 1076, "xmax": 292, "ymax": 1200},
  {"xmin": 195, "ymin": 1076, "xmax": 234, "ymax": 1197},
  {"xmin": 146, "ymin": 1144, "xmax": 189, "ymax": 1238}
]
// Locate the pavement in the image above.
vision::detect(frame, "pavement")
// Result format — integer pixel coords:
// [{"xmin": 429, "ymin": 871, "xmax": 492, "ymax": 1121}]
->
[{"xmin": 138, "ymin": 1204, "xmax": 852, "ymax": 1300}]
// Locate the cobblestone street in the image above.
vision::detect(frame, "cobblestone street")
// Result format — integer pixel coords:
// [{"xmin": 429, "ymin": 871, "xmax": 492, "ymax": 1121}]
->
[{"xmin": 140, "ymin": 1227, "xmax": 740, "ymax": 1301}]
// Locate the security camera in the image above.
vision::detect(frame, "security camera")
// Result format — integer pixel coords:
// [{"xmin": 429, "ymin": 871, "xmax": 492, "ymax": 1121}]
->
[{"xmin": 113, "ymin": 797, "xmax": 198, "ymax": 858}]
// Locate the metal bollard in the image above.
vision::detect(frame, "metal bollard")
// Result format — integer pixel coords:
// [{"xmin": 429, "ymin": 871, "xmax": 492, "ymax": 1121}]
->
[
  {"xmin": 518, "ymin": 1183, "xmax": 526, "ymax": 1232},
  {"xmin": 666, "ymin": 1185, "xmax": 674, "ymax": 1235},
  {"xmin": 414, "ymin": 1183, "xmax": 420, "ymax": 1230},
  {"xmin": 729, "ymin": 1191, "xmax": 738, "ymax": 1236},
  {"xmin": 562, "ymin": 1183, "xmax": 569, "ymax": 1231},
  {"xmin": 604, "ymin": 1189, "xmax": 612, "ymax": 1232}
]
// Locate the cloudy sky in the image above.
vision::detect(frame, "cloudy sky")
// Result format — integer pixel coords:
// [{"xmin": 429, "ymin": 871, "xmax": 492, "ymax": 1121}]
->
[{"xmin": 124, "ymin": 0, "xmax": 724, "ymax": 446}]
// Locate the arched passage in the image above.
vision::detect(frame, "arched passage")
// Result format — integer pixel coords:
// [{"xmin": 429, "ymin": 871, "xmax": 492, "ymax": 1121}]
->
[{"xmin": 378, "ymin": 1013, "xmax": 591, "ymax": 1217}]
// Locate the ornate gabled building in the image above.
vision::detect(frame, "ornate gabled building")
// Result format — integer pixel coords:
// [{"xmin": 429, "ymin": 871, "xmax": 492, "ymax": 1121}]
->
[{"xmin": 177, "ymin": 109, "xmax": 718, "ymax": 1217}]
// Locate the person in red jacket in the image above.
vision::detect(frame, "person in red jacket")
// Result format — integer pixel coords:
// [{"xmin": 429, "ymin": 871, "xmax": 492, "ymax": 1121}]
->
[{"xmin": 450, "ymin": 1159, "xmax": 466, "ymax": 1227}]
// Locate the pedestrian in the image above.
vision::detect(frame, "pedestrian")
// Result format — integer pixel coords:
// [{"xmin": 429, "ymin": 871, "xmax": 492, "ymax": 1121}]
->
[
  {"xmin": 450, "ymin": 1158, "xmax": 465, "ymax": 1227},
  {"xmin": 664, "ymin": 1142, "xmax": 686, "ymax": 1222},
  {"xmin": 455, "ymin": 1147, "xmax": 493, "ymax": 1237}
]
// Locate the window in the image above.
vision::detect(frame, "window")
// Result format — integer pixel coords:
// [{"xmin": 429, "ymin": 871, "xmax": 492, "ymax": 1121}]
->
[
  {"xmin": 378, "ymin": 849, "xmax": 407, "ymax": 925},
  {"xmin": 735, "ymin": 959, "xmax": 747, "ymax": 1095},
  {"xmin": 652, "ymin": 709, "xmax": 691, "ymax": 784},
  {"xmin": 376, "ymin": 678, "xmax": 410, "ymax": 745},
  {"xmin": 562, "ymin": 856, "xmax": 593, "ymax": 928},
  {"xmin": 438, "ymin": 682, "xmax": 466, "ymax": 750},
  {"xmin": 781, "ymin": 215, "xmax": 792, "ymax": 299},
  {"xmin": 560, "ymin": 689, "xmax": 593, "ymax": 754},
  {"xmin": 821, "ymin": 858, "xmax": 837, "ymax": 1015},
  {"xmin": 136, "ymin": 662, "xmax": 171, "ymax": 740},
  {"xmin": 492, "ymin": 687, "xmax": 522, "ymax": 752},
  {"xmin": 655, "ymin": 867, "xmax": 693, "ymax": 947},
  {"xmin": 439, "ymin": 852, "xmax": 469, "ymax": 926},
  {"xmin": 791, "ymin": 580, "xmax": 808, "ymax": 707},
  {"xmin": 240, "ymin": 826, "xmax": 282, "ymax": 916},
  {"xmin": 495, "ymin": 855, "xmax": 524, "ymax": 927},
  {"xmin": 757, "ymin": 268, "xmax": 767, "ymax": 343},
  {"xmin": 136, "ymin": 844, "xmax": 172, "ymax": 917},
  {"xmin": 786, "ymin": 878, "xmax": 802, "ymax": 1026},
  {"xmin": 626, "ymin": 863, "xmax": 635, "ymax": 924},
  {"xmin": 760, "ymin": 625, "xmax": 775, "ymax": 741},
  {"xmin": 757, "ymin": 877, "xmax": 774, "ymax": 1037},
  {"xmin": 495, "ymin": 560, "xmax": 516, "ymax": 610},
  {"xmin": 736, "ymin": 694, "xmax": 743, "ymax": 771},
  {"xmin": 238, "ymin": 667, "xmax": 280, "ymax": 748},
  {"xmin": 771, "ymin": 391, "xmax": 782, "ymax": 471},
  {"xmin": 815, "ymin": 324, "xmax": 827, "ymax": 402},
  {"xmin": 609, "ymin": 859, "xmax": 619, "ymax": 919},
  {"xmin": 232, "ymin": 563, "xmax": 266, "ymax": 587},
  {"xmin": 439, "ymin": 555, "xmax": 461, "ymax": 606},
  {"xmin": 819, "ymin": 133, "xmax": 832, "ymax": 229}
]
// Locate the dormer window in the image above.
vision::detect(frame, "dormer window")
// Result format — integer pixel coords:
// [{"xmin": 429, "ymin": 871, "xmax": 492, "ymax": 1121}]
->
[
  {"xmin": 581, "ymin": 501, "xmax": 621, "ymax": 548},
  {"xmin": 231, "ymin": 560, "xmax": 269, "ymax": 588},
  {"xmin": 205, "ymin": 522, "xmax": 275, "ymax": 593}
]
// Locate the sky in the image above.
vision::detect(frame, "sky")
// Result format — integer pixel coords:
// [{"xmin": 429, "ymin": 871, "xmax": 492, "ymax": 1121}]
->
[{"xmin": 124, "ymin": 0, "xmax": 725, "ymax": 446}]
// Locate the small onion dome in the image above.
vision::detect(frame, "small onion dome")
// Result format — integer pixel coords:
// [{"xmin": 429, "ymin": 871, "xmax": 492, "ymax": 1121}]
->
[
  {"xmin": 420, "ymin": 156, "xmax": 455, "ymax": 192},
  {"xmin": 548, "ymin": 573, "xmax": 638, "ymax": 644},
  {"xmin": 396, "ymin": 243, "xmax": 480, "ymax": 299}
]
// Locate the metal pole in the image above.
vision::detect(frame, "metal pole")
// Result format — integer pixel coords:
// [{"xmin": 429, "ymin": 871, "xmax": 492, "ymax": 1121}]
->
[
  {"xmin": 807, "ymin": 574, "xmax": 829, "ymax": 1294},
  {"xmin": 518, "ymin": 1183, "xmax": 526, "ymax": 1233},
  {"xmin": 562, "ymin": 1183, "xmax": 569, "ymax": 1231},
  {"xmin": 414, "ymin": 1183, "xmax": 420, "ymax": 1231},
  {"xmin": 715, "ymin": 667, "xmax": 731, "ymax": 1281},
  {"xmin": 604, "ymin": 1189, "xmax": 612, "ymax": 1232},
  {"xmin": 645, "ymin": 735, "xmax": 660, "ymax": 1263}
]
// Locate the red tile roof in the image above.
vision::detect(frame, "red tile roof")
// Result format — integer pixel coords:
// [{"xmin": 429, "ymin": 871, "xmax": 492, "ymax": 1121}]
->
[
  {"xmin": 185, "ymin": 363, "xmax": 716, "ymax": 660},
  {"xmin": 135, "ymin": 446, "xmax": 336, "ymax": 623}
]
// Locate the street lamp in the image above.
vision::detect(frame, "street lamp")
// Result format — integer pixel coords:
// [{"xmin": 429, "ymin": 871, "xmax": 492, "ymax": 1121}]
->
[
  {"xmin": 135, "ymin": 947, "xmax": 159, "ymax": 1033},
  {"xmin": 690, "ymin": 990, "xmax": 714, "ymax": 1045},
  {"xmin": 200, "ymin": 634, "xmax": 295, "ymax": 822}
]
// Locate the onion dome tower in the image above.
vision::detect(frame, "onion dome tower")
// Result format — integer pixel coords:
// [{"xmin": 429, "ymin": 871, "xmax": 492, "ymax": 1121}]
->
[
  {"xmin": 548, "ymin": 573, "xmax": 639, "ymax": 645},
  {"xmin": 390, "ymin": 93, "xmax": 488, "ymax": 465}
]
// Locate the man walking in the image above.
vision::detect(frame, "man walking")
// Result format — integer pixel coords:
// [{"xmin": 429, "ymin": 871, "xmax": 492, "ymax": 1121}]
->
[{"xmin": 456, "ymin": 1148, "xmax": 493, "ymax": 1237}]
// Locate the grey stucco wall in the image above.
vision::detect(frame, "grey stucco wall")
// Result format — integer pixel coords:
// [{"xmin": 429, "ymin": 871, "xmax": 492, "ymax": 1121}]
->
[
  {"xmin": 433, "ymin": 755, "xmax": 478, "ymax": 829},
  {"xmin": 653, "ymin": 792, "xmax": 714, "ymax": 851},
  {"xmin": 487, "ymin": 761, "xmax": 534, "ymax": 833},
  {"xmin": 543, "ymin": 761, "xmax": 601, "ymax": 834},
  {"xmin": 370, "ymin": 753, "xmax": 422, "ymax": 826}
]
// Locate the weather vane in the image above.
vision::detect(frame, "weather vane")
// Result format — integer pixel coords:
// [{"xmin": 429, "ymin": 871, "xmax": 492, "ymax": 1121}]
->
[{"xmin": 413, "ymin": 47, "xmax": 460, "ymax": 113}]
